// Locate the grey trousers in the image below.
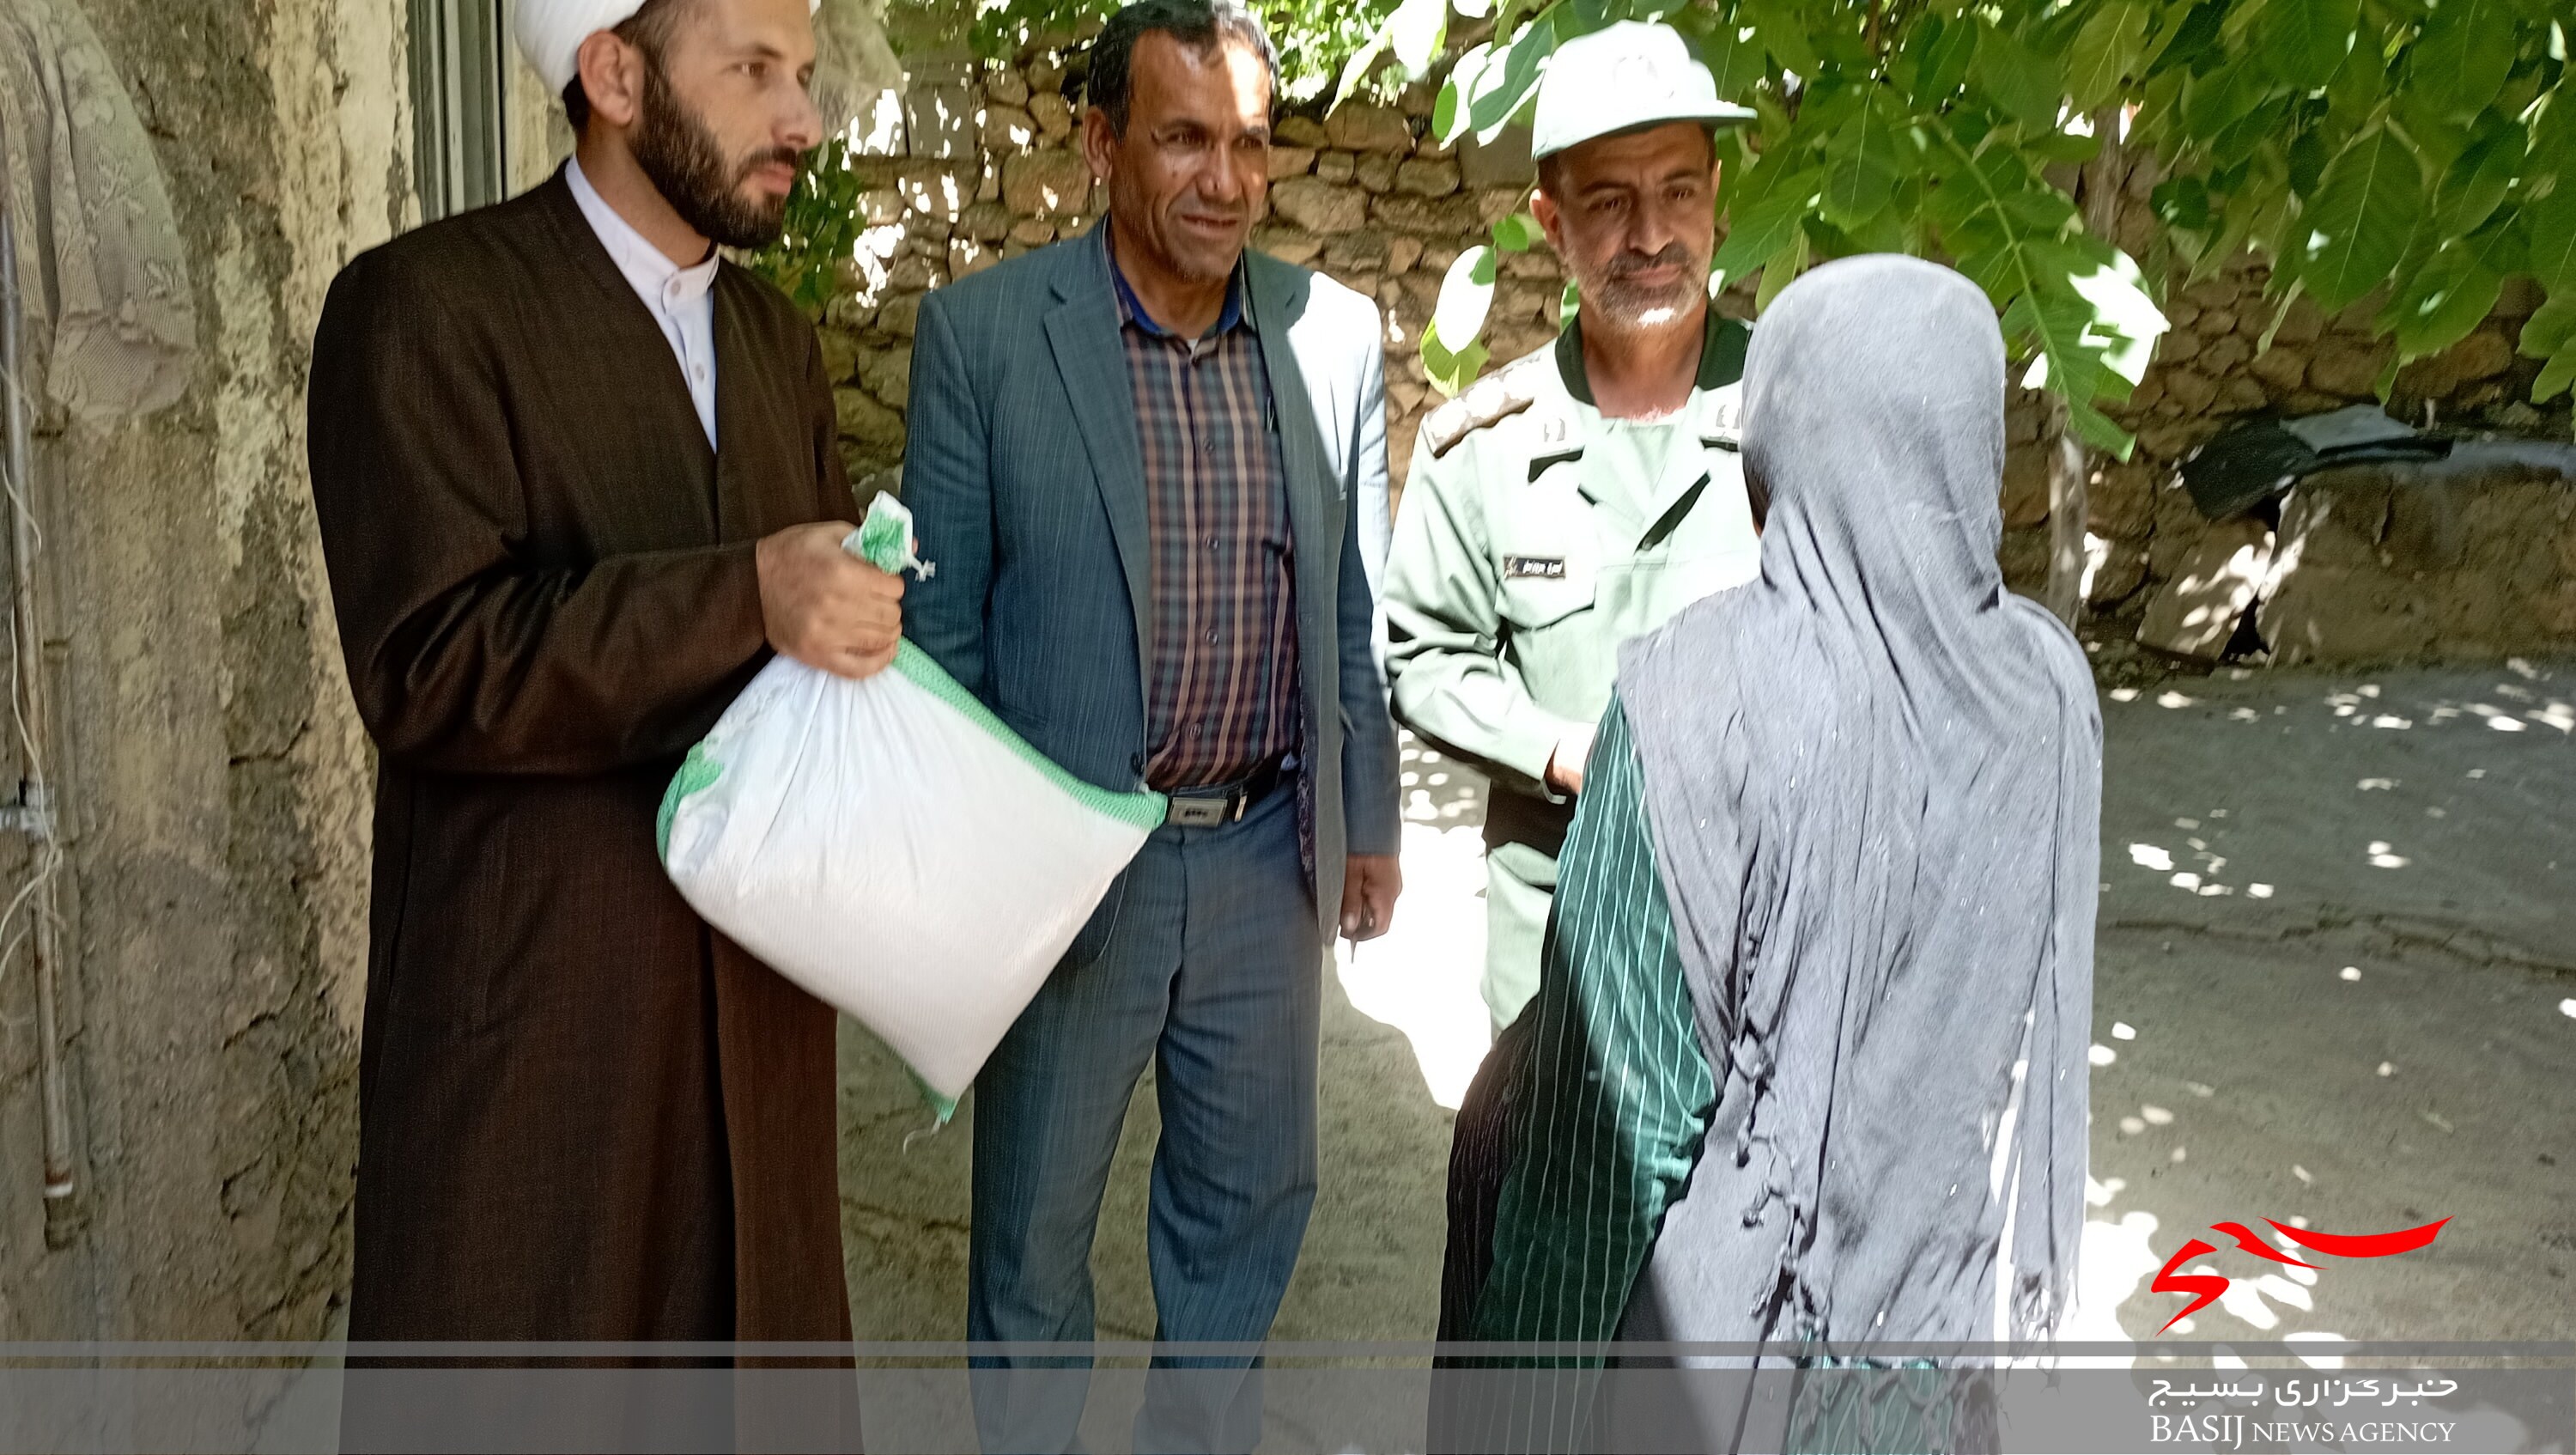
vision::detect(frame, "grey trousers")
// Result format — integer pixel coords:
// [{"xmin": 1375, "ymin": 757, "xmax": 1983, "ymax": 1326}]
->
[{"xmin": 968, "ymin": 780, "xmax": 1321, "ymax": 1455}]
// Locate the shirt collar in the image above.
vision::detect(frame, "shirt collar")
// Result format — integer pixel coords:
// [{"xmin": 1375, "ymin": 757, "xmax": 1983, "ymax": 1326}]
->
[
  {"xmin": 1102, "ymin": 223, "xmax": 1252, "ymax": 340},
  {"xmin": 1554, "ymin": 304, "xmax": 1747, "ymax": 407},
  {"xmin": 567, "ymin": 156, "xmax": 721, "ymax": 312}
]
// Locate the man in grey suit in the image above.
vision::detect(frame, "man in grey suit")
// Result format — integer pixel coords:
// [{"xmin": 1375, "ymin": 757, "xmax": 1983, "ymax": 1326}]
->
[{"xmin": 900, "ymin": 1, "xmax": 1403, "ymax": 1448}]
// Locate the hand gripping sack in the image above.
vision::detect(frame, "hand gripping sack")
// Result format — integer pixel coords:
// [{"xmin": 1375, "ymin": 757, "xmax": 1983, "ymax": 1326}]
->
[{"xmin": 659, "ymin": 498, "xmax": 1164, "ymax": 1117}]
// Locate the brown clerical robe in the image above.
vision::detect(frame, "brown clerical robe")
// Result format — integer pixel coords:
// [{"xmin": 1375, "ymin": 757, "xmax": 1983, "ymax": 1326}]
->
[{"xmin": 307, "ymin": 170, "xmax": 854, "ymax": 1346}]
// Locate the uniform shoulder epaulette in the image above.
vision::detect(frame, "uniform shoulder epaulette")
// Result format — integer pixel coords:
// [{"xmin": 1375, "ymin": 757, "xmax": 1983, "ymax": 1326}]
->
[
  {"xmin": 1701, "ymin": 316, "xmax": 1753, "ymax": 390},
  {"xmin": 1422, "ymin": 353, "xmax": 1551, "ymax": 460}
]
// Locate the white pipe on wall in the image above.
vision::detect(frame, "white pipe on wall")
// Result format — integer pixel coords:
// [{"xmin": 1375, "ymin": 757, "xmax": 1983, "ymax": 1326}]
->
[{"xmin": 0, "ymin": 204, "xmax": 81, "ymax": 1248}]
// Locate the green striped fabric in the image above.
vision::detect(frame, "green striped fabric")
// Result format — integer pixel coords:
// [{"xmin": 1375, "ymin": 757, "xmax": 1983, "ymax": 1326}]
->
[
  {"xmin": 1789, "ymin": 1357, "xmax": 1958, "ymax": 1454},
  {"xmin": 1475, "ymin": 697, "xmax": 1716, "ymax": 1350}
]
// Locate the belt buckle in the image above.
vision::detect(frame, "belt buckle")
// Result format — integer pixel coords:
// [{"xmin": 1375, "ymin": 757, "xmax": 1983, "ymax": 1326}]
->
[{"xmin": 1166, "ymin": 796, "xmax": 1231, "ymax": 829}]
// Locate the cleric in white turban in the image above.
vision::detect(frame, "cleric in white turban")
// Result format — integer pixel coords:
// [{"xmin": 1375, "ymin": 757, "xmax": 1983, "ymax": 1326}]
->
[
  {"xmin": 515, "ymin": 0, "xmax": 822, "ymax": 94},
  {"xmin": 309, "ymin": 0, "xmax": 885, "ymax": 1424}
]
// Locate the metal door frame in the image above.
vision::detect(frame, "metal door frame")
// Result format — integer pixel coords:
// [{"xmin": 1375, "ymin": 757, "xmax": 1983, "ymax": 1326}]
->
[{"xmin": 409, "ymin": 0, "xmax": 512, "ymax": 220}]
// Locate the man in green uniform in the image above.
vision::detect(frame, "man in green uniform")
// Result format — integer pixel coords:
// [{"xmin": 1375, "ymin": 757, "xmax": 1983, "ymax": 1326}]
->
[{"xmin": 1382, "ymin": 20, "xmax": 1758, "ymax": 1032}]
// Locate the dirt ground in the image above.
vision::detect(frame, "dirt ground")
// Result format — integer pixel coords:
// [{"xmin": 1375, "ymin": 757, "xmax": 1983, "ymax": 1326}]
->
[
  {"xmin": 2075, "ymin": 659, "xmax": 2573, "ymax": 1342},
  {"xmin": 838, "ymin": 659, "xmax": 2574, "ymax": 1353}
]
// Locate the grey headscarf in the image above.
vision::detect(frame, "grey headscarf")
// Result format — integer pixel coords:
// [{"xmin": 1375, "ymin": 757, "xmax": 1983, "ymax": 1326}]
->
[{"xmin": 1617, "ymin": 255, "xmax": 2099, "ymax": 1349}]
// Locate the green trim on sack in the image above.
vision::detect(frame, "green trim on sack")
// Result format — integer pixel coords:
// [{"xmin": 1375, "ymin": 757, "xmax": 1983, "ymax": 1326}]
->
[
  {"xmin": 891, "ymin": 642, "xmax": 1170, "ymax": 831},
  {"xmin": 657, "ymin": 741, "xmax": 724, "ymax": 861},
  {"xmin": 908, "ymin": 1066, "xmax": 960, "ymax": 1127},
  {"xmin": 854, "ymin": 495, "xmax": 928, "ymax": 577}
]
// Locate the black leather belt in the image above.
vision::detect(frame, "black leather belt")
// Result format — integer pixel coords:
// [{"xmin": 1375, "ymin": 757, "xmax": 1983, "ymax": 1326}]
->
[{"xmin": 1163, "ymin": 753, "xmax": 1292, "ymax": 828}]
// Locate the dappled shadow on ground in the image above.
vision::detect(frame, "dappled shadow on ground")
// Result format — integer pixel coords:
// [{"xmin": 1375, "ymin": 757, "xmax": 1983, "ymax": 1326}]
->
[
  {"xmin": 841, "ymin": 667, "xmax": 2575, "ymax": 1346},
  {"xmin": 836, "ymin": 908, "xmax": 1457, "ymax": 1343},
  {"xmin": 1335, "ymin": 740, "xmax": 1496, "ymax": 1110},
  {"xmin": 2085, "ymin": 659, "xmax": 2573, "ymax": 1342},
  {"xmin": 2078, "ymin": 923, "xmax": 2572, "ymax": 1343}
]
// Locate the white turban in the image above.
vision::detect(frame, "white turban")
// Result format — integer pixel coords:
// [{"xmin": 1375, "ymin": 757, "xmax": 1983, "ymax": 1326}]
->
[{"xmin": 513, "ymin": 0, "xmax": 822, "ymax": 96}]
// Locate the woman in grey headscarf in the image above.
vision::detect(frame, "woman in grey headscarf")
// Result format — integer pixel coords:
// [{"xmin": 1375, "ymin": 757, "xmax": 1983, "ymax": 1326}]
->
[{"xmin": 1462, "ymin": 255, "xmax": 2100, "ymax": 1448}]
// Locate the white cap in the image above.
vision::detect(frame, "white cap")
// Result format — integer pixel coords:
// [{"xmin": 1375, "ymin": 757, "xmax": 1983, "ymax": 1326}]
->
[
  {"xmin": 514, "ymin": 0, "xmax": 822, "ymax": 96},
  {"xmin": 1530, "ymin": 21, "xmax": 1753, "ymax": 161}
]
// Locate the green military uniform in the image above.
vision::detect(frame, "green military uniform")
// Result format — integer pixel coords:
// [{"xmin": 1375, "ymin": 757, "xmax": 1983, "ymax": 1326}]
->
[{"xmin": 1383, "ymin": 307, "xmax": 1759, "ymax": 1031}]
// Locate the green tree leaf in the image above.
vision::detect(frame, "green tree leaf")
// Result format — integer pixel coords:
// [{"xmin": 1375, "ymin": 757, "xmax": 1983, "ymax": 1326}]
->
[
  {"xmin": 1707, "ymin": 24, "xmax": 1767, "ymax": 101},
  {"xmin": 2154, "ymin": 174, "xmax": 2214, "ymax": 231},
  {"xmin": 1469, "ymin": 9, "xmax": 1558, "ymax": 134},
  {"xmin": 2524, "ymin": 181, "xmax": 2576, "ymax": 293},
  {"xmin": 2391, "ymin": 90, "xmax": 2471, "ymax": 169},
  {"xmin": 2063, "ymin": 242, "xmax": 2173, "ymax": 387},
  {"xmin": 1422, "ymin": 320, "xmax": 1493, "ymax": 396},
  {"xmin": 2535, "ymin": 347, "xmax": 2576, "ymax": 403},
  {"xmin": 1200, "ymin": 0, "xmax": 2574, "ymax": 450},
  {"xmin": 2298, "ymin": 126, "xmax": 2426, "ymax": 310},
  {"xmin": 2322, "ymin": 21, "xmax": 2386, "ymax": 131},
  {"xmin": 1975, "ymin": 25, "xmax": 2066, "ymax": 130},
  {"xmin": 1491, "ymin": 0, "xmax": 1546, "ymax": 46},
  {"xmin": 1388, "ymin": 0, "xmax": 1450, "ymax": 76},
  {"xmin": 2069, "ymin": 0, "xmax": 2152, "ymax": 112},
  {"xmin": 1790, "ymin": 70, "xmax": 1866, "ymax": 139},
  {"xmin": 1929, "ymin": 135, "xmax": 2141, "ymax": 454},
  {"xmin": 1905, "ymin": 12, "xmax": 1978, "ymax": 107},
  {"xmin": 2007, "ymin": 284, "xmax": 2131, "ymax": 449},
  {"xmin": 2524, "ymin": 295, "xmax": 2576, "ymax": 399},
  {"xmin": 2379, "ymin": 216, "xmax": 2519, "ymax": 358},
  {"xmin": 1433, "ymin": 245, "xmax": 1499, "ymax": 350},
  {"xmin": 2145, "ymin": 0, "xmax": 2227, "ymax": 79},
  {"xmin": 2182, "ymin": 58, "xmax": 2270, "ymax": 140},
  {"xmin": 1492, "ymin": 213, "xmax": 1545, "ymax": 252},
  {"xmin": 2533, "ymin": 82, "xmax": 2576, "ymax": 174},
  {"xmin": 1433, "ymin": 44, "xmax": 1490, "ymax": 143},
  {"xmin": 1820, "ymin": 94, "xmax": 1907, "ymax": 228},
  {"xmin": 2024, "ymin": 129, "xmax": 2106, "ymax": 165},
  {"xmin": 1743, "ymin": 0, "xmax": 1817, "ymax": 76},
  {"xmin": 1332, "ymin": 26, "xmax": 1393, "ymax": 109},
  {"xmin": 2430, "ymin": 116, "xmax": 2524, "ymax": 239},
  {"xmin": 2408, "ymin": 0, "xmax": 2522, "ymax": 121},
  {"xmin": 2255, "ymin": 0, "xmax": 2361, "ymax": 92},
  {"xmin": 2520, "ymin": 294, "xmax": 2576, "ymax": 362},
  {"xmin": 2208, "ymin": 96, "xmax": 2294, "ymax": 171},
  {"xmin": 1756, "ymin": 228, "xmax": 1809, "ymax": 311},
  {"xmin": 1712, "ymin": 167, "xmax": 1823, "ymax": 278},
  {"xmin": 2287, "ymin": 125, "xmax": 2330, "ymax": 196}
]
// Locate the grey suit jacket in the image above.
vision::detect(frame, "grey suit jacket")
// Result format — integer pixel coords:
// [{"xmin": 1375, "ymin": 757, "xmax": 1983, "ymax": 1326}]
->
[{"xmin": 902, "ymin": 224, "xmax": 1402, "ymax": 932}]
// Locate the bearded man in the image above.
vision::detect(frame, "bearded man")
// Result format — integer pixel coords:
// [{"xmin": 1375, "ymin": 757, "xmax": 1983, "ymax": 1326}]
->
[
  {"xmin": 1378, "ymin": 20, "xmax": 1765, "ymax": 1354},
  {"xmin": 1385, "ymin": 21, "xmax": 1759, "ymax": 1043},
  {"xmin": 307, "ymin": 0, "xmax": 896, "ymax": 1346}
]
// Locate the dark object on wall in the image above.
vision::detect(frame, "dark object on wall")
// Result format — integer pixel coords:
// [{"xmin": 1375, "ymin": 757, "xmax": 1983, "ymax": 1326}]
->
[
  {"xmin": 1, "ymin": 0, "xmax": 198, "ymax": 419},
  {"xmin": 2181, "ymin": 405, "xmax": 2451, "ymax": 520}
]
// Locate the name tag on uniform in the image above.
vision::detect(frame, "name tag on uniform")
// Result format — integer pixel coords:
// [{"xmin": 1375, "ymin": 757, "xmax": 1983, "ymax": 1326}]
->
[
  {"xmin": 1504, "ymin": 556, "xmax": 1568, "ymax": 580},
  {"xmin": 1705, "ymin": 394, "xmax": 1745, "ymax": 451}
]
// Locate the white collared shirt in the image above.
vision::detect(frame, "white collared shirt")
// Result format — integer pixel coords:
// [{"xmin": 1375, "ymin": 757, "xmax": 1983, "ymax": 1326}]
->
[{"xmin": 566, "ymin": 156, "xmax": 722, "ymax": 450}]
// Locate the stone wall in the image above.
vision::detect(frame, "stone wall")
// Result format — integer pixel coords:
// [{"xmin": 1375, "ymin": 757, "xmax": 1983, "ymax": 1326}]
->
[
  {"xmin": 2003, "ymin": 176, "xmax": 2574, "ymax": 670},
  {"xmin": 817, "ymin": 44, "xmax": 1568, "ymax": 506},
  {"xmin": 822, "ymin": 45, "xmax": 2574, "ymax": 672},
  {"xmin": 0, "ymin": 0, "xmax": 406, "ymax": 1344}
]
